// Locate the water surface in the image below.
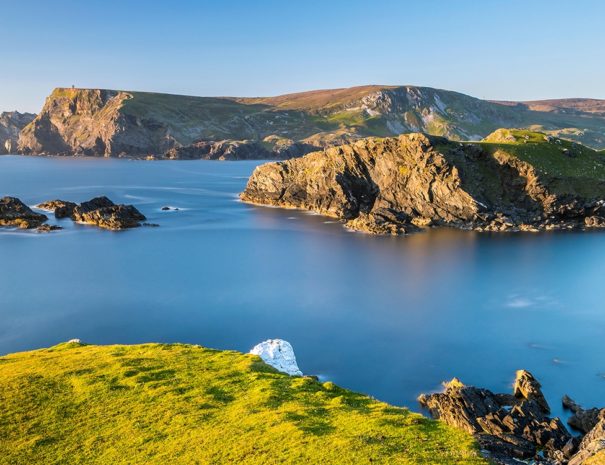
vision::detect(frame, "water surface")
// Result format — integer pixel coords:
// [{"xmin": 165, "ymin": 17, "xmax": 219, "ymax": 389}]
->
[{"xmin": 1, "ymin": 155, "xmax": 603, "ymax": 420}]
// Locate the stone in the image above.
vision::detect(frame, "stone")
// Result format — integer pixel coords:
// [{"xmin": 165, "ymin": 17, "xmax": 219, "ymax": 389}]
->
[
  {"xmin": 36, "ymin": 199, "xmax": 77, "ymax": 219},
  {"xmin": 250, "ymin": 339, "xmax": 302, "ymax": 376},
  {"xmin": 72, "ymin": 197, "xmax": 146, "ymax": 230},
  {"xmin": 36, "ymin": 224, "xmax": 62, "ymax": 232},
  {"xmin": 513, "ymin": 370, "xmax": 550, "ymax": 414},
  {"xmin": 0, "ymin": 197, "xmax": 47, "ymax": 229},
  {"xmin": 562, "ymin": 395, "xmax": 603, "ymax": 434}
]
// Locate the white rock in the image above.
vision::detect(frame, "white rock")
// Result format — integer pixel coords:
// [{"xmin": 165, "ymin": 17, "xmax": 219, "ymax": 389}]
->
[
  {"xmin": 67, "ymin": 338, "xmax": 81, "ymax": 344},
  {"xmin": 250, "ymin": 339, "xmax": 302, "ymax": 376}
]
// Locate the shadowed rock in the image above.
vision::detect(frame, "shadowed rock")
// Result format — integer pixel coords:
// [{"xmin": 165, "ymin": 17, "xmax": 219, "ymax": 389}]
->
[
  {"xmin": 569, "ymin": 411, "xmax": 605, "ymax": 465},
  {"xmin": 0, "ymin": 197, "xmax": 47, "ymax": 229},
  {"xmin": 562, "ymin": 395, "xmax": 603, "ymax": 434}
]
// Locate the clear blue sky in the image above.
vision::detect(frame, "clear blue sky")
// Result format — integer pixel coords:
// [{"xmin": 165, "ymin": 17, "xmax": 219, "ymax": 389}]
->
[{"xmin": 3, "ymin": 0, "xmax": 604, "ymax": 112}]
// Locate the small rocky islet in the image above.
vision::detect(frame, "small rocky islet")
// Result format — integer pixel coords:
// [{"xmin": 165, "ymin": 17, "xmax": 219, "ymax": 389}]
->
[{"xmin": 0, "ymin": 195, "xmax": 148, "ymax": 231}]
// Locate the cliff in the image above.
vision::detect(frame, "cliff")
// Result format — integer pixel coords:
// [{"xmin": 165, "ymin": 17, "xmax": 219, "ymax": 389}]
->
[
  {"xmin": 0, "ymin": 111, "xmax": 35, "ymax": 154},
  {"xmin": 17, "ymin": 86, "xmax": 605, "ymax": 158},
  {"xmin": 241, "ymin": 129, "xmax": 605, "ymax": 234}
]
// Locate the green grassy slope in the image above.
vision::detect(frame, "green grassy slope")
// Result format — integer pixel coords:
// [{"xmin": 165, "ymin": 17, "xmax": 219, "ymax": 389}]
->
[
  {"xmin": 0, "ymin": 342, "xmax": 486, "ymax": 465},
  {"xmin": 478, "ymin": 129, "xmax": 605, "ymax": 197}
]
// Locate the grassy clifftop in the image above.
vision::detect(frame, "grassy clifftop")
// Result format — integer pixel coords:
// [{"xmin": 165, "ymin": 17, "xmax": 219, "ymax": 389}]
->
[{"xmin": 0, "ymin": 342, "xmax": 486, "ymax": 465}]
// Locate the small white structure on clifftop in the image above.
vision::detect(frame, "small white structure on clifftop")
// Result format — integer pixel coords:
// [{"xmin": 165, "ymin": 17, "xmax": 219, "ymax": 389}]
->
[{"xmin": 250, "ymin": 339, "xmax": 302, "ymax": 376}]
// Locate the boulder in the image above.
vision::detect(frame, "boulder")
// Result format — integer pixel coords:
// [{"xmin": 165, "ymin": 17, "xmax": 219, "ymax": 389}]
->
[
  {"xmin": 0, "ymin": 197, "xmax": 47, "ymax": 229},
  {"xmin": 250, "ymin": 339, "xmax": 302, "ymax": 376}
]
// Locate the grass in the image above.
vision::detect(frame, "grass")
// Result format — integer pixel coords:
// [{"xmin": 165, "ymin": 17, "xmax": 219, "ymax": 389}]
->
[
  {"xmin": 0, "ymin": 342, "xmax": 487, "ymax": 465},
  {"xmin": 477, "ymin": 129, "xmax": 605, "ymax": 197}
]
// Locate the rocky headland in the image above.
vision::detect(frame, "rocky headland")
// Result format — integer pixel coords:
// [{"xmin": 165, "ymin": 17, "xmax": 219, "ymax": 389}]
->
[
  {"xmin": 419, "ymin": 370, "xmax": 604, "ymax": 465},
  {"xmin": 13, "ymin": 86, "xmax": 605, "ymax": 158},
  {"xmin": 241, "ymin": 129, "xmax": 605, "ymax": 235}
]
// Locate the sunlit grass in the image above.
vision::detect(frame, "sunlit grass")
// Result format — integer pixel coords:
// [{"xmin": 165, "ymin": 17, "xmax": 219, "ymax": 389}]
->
[{"xmin": 0, "ymin": 342, "xmax": 487, "ymax": 464}]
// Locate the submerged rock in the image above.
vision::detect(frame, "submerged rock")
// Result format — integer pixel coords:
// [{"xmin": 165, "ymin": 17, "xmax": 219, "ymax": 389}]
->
[
  {"xmin": 0, "ymin": 197, "xmax": 47, "ymax": 229},
  {"xmin": 36, "ymin": 224, "xmax": 62, "ymax": 232},
  {"xmin": 250, "ymin": 339, "xmax": 302, "ymax": 376}
]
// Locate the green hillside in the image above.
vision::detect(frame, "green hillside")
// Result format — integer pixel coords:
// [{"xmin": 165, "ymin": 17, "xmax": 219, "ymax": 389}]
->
[{"xmin": 0, "ymin": 342, "xmax": 486, "ymax": 465}]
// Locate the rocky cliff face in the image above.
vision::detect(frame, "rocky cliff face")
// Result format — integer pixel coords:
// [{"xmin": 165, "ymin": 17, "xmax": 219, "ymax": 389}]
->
[
  {"xmin": 18, "ymin": 89, "xmax": 152, "ymax": 156},
  {"xmin": 16, "ymin": 86, "xmax": 605, "ymax": 158},
  {"xmin": 0, "ymin": 112, "xmax": 35, "ymax": 154},
  {"xmin": 241, "ymin": 130, "xmax": 605, "ymax": 235}
]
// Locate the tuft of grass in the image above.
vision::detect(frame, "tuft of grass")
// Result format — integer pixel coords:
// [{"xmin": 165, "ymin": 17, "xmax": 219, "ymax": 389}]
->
[{"xmin": 0, "ymin": 343, "xmax": 486, "ymax": 465}]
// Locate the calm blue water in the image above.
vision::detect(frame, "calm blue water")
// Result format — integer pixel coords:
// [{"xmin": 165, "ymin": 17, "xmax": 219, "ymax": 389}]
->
[{"xmin": 1, "ymin": 155, "xmax": 603, "ymax": 420}]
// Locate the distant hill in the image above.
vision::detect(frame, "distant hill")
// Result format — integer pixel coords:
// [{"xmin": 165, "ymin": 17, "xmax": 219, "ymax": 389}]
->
[{"xmin": 16, "ymin": 86, "xmax": 605, "ymax": 158}]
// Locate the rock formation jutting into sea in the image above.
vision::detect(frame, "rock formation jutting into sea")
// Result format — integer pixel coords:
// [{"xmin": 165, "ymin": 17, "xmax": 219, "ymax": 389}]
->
[{"xmin": 241, "ymin": 129, "xmax": 605, "ymax": 235}]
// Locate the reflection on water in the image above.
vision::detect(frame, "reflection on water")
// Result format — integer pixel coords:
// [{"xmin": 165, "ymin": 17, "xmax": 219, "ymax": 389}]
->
[{"xmin": 0, "ymin": 155, "xmax": 604, "ymax": 418}]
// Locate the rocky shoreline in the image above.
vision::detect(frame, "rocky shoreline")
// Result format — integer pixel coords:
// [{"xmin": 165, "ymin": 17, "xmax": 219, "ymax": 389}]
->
[
  {"xmin": 419, "ymin": 370, "xmax": 604, "ymax": 465},
  {"xmin": 0, "ymin": 196, "xmax": 149, "ymax": 231},
  {"xmin": 241, "ymin": 131, "xmax": 605, "ymax": 235}
]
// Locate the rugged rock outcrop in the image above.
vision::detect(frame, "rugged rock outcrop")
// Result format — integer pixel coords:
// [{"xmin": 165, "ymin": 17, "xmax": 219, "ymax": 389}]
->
[
  {"xmin": 249, "ymin": 339, "xmax": 302, "ymax": 376},
  {"xmin": 0, "ymin": 197, "xmax": 48, "ymax": 228},
  {"xmin": 418, "ymin": 371, "xmax": 574, "ymax": 464},
  {"xmin": 568, "ymin": 411, "xmax": 605, "ymax": 465},
  {"xmin": 419, "ymin": 372, "xmax": 605, "ymax": 465},
  {"xmin": 0, "ymin": 112, "xmax": 36, "ymax": 154},
  {"xmin": 241, "ymin": 131, "xmax": 605, "ymax": 235},
  {"xmin": 562, "ymin": 395, "xmax": 603, "ymax": 435},
  {"xmin": 71, "ymin": 197, "xmax": 146, "ymax": 230}
]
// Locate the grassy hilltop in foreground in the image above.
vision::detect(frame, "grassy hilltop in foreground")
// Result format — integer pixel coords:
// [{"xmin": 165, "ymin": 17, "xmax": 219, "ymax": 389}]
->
[
  {"xmin": 242, "ymin": 129, "xmax": 605, "ymax": 235},
  {"xmin": 0, "ymin": 342, "xmax": 486, "ymax": 465},
  {"xmin": 16, "ymin": 86, "xmax": 605, "ymax": 158}
]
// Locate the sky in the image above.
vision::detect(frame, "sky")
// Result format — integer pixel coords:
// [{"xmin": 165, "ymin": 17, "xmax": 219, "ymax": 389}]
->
[{"xmin": 2, "ymin": 0, "xmax": 604, "ymax": 112}]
